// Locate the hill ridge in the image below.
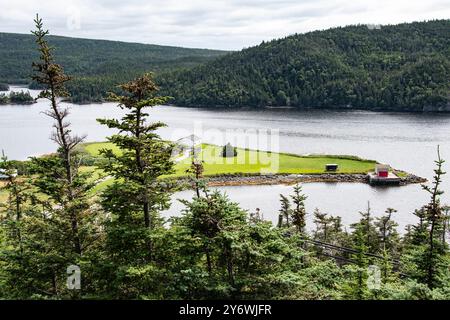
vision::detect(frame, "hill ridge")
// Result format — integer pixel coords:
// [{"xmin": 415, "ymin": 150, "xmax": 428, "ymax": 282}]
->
[{"xmin": 158, "ymin": 19, "xmax": 450, "ymax": 112}]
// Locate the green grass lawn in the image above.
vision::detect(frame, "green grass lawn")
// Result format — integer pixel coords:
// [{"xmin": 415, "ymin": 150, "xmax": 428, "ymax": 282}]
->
[
  {"xmin": 82, "ymin": 142, "xmax": 122, "ymax": 157},
  {"xmin": 83, "ymin": 142, "xmax": 377, "ymax": 176},
  {"xmin": 0, "ymin": 142, "xmax": 382, "ymax": 202},
  {"xmin": 176, "ymin": 144, "xmax": 376, "ymax": 175}
]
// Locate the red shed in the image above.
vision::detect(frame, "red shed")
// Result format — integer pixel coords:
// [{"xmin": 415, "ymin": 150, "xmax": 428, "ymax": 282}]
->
[{"xmin": 375, "ymin": 164, "xmax": 390, "ymax": 178}]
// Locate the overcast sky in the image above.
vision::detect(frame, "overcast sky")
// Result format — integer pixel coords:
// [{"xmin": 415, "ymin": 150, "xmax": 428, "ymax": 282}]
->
[{"xmin": 0, "ymin": 0, "xmax": 449, "ymax": 50}]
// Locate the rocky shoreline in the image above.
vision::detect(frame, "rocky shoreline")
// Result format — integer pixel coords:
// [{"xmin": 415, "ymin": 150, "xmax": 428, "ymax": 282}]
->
[{"xmin": 175, "ymin": 172, "xmax": 427, "ymax": 188}]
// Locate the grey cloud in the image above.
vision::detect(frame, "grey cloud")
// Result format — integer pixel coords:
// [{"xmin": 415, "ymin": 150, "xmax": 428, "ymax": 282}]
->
[{"xmin": 0, "ymin": 0, "xmax": 448, "ymax": 50}]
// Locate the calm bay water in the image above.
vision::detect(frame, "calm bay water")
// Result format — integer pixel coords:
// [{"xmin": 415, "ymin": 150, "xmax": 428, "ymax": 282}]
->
[{"xmin": 2, "ymin": 86, "xmax": 450, "ymax": 231}]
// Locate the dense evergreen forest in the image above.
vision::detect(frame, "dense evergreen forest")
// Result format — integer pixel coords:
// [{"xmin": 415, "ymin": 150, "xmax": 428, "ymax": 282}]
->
[
  {"xmin": 160, "ymin": 20, "xmax": 450, "ymax": 112},
  {"xmin": 0, "ymin": 32, "xmax": 227, "ymax": 103},
  {"xmin": 1, "ymin": 17, "xmax": 450, "ymax": 300},
  {"xmin": 2, "ymin": 21, "xmax": 449, "ymax": 110},
  {"xmin": 0, "ymin": 90, "xmax": 34, "ymax": 105}
]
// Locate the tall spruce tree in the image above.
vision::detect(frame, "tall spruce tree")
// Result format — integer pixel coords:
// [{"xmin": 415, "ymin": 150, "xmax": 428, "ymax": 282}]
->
[
  {"xmin": 30, "ymin": 14, "xmax": 89, "ymax": 256},
  {"xmin": 278, "ymin": 194, "xmax": 292, "ymax": 228},
  {"xmin": 350, "ymin": 203, "xmax": 379, "ymax": 254},
  {"xmin": 347, "ymin": 224, "xmax": 370, "ymax": 299},
  {"xmin": 97, "ymin": 73, "xmax": 175, "ymax": 288},
  {"xmin": 420, "ymin": 146, "xmax": 447, "ymax": 288},
  {"xmin": 374, "ymin": 208, "xmax": 400, "ymax": 280},
  {"xmin": 290, "ymin": 184, "xmax": 308, "ymax": 234},
  {"xmin": 313, "ymin": 209, "xmax": 331, "ymax": 242},
  {"xmin": 0, "ymin": 16, "xmax": 99, "ymax": 298},
  {"xmin": 375, "ymin": 208, "xmax": 400, "ymax": 254}
]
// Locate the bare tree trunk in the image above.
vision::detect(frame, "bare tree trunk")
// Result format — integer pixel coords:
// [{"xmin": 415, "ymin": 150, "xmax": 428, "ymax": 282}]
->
[
  {"xmin": 427, "ymin": 220, "xmax": 436, "ymax": 288},
  {"xmin": 52, "ymin": 271, "xmax": 58, "ymax": 296},
  {"xmin": 133, "ymin": 103, "xmax": 154, "ymax": 261},
  {"xmin": 205, "ymin": 244, "xmax": 212, "ymax": 274},
  {"xmin": 143, "ymin": 202, "xmax": 151, "ymax": 228},
  {"xmin": 195, "ymin": 169, "xmax": 201, "ymax": 198},
  {"xmin": 225, "ymin": 244, "xmax": 235, "ymax": 287},
  {"xmin": 50, "ymin": 85, "xmax": 82, "ymax": 256}
]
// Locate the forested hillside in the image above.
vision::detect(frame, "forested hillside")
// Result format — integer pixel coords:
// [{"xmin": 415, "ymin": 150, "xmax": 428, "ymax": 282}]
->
[
  {"xmin": 159, "ymin": 20, "xmax": 450, "ymax": 112},
  {"xmin": 0, "ymin": 33, "xmax": 227, "ymax": 103},
  {"xmin": 2, "ymin": 21, "xmax": 449, "ymax": 110}
]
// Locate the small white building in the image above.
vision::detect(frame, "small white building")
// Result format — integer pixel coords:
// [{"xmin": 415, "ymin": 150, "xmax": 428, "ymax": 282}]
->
[{"xmin": 172, "ymin": 134, "xmax": 202, "ymax": 160}]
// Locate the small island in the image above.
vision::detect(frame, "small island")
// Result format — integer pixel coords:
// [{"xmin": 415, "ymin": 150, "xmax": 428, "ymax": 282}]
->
[
  {"xmin": 77, "ymin": 141, "xmax": 426, "ymax": 191},
  {"xmin": 0, "ymin": 90, "xmax": 35, "ymax": 105},
  {"xmin": 1, "ymin": 141, "xmax": 425, "ymax": 204}
]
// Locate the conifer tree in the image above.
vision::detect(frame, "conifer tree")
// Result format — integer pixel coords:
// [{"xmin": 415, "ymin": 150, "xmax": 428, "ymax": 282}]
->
[
  {"xmin": 0, "ymin": 154, "xmax": 32, "ymax": 297},
  {"xmin": 97, "ymin": 73, "xmax": 175, "ymax": 266},
  {"xmin": 420, "ymin": 146, "xmax": 447, "ymax": 288},
  {"xmin": 402, "ymin": 147, "xmax": 448, "ymax": 289},
  {"xmin": 313, "ymin": 209, "xmax": 331, "ymax": 242},
  {"xmin": 350, "ymin": 203, "xmax": 379, "ymax": 254},
  {"xmin": 30, "ymin": 14, "xmax": 89, "ymax": 257},
  {"xmin": 178, "ymin": 189, "xmax": 246, "ymax": 292},
  {"xmin": 176, "ymin": 186, "xmax": 307, "ymax": 299},
  {"xmin": 186, "ymin": 154, "xmax": 206, "ymax": 198},
  {"xmin": 290, "ymin": 184, "xmax": 307, "ymax": 234},
  {"xmin": 278, "ymin": 194, "xmax": 292, "ymax": 228},
  {"xmin": 0, "ymin": 16, "xmax": 99, "ymax": 297},
  {"xmin": 405, "ymin": 208, "xmax": 428, "ymax": 245},
  {"xmin": 348, "ymin": 224, "xmax": 370, "ymax": 300},
  {"xmin": 375, "ymin": 208, "xmax": 400, "ymax": 254},
  {"xmin": 374, "ymin": 208, "xmax": 399, "ymax": 279}
]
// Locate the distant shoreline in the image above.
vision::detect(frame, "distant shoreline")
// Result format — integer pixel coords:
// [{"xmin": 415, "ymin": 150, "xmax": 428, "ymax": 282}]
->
[{"xmin": 4, "ymin": 84, "xmax": 449, "ymax": 113}]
